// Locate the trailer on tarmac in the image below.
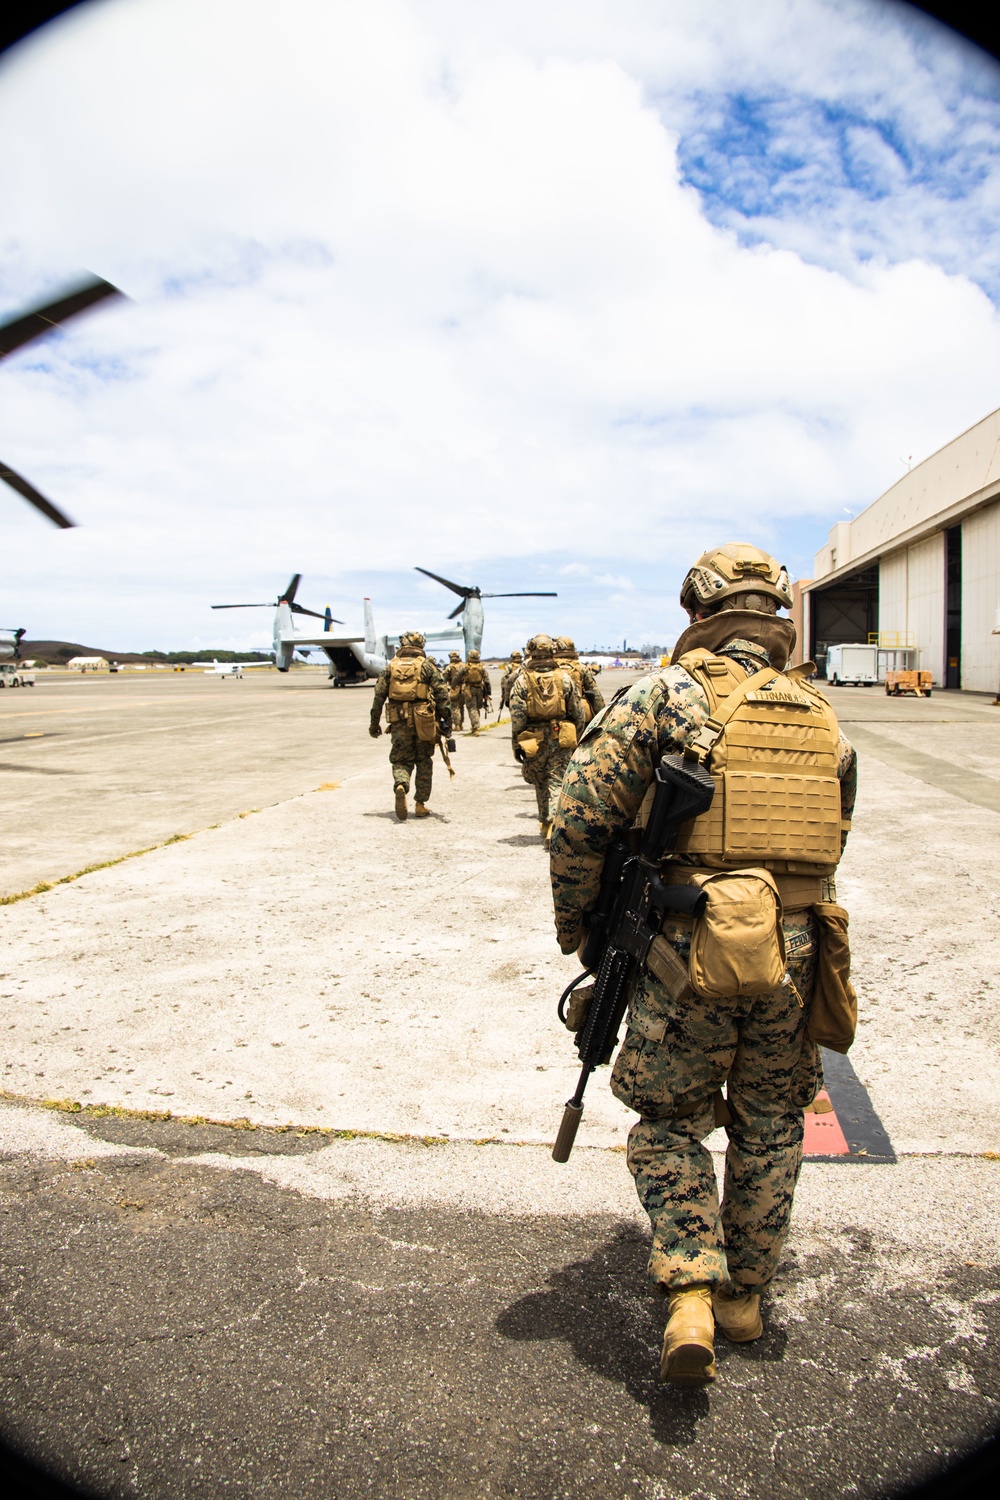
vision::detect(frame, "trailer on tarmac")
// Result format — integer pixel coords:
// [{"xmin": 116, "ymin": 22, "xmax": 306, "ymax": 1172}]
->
[{"xmin": 885, "ymin": 670, "xmax": 933, "ymax": 697}]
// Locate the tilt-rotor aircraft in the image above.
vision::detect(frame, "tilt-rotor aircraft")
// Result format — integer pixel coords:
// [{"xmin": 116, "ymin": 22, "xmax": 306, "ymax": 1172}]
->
[
  {"xmin": 415, "ymin": 567, "xmax": 557, "ymax": 654},
  {"xmin": 211, "ymin": 574, "xmax": 463, "ymax": 685}
]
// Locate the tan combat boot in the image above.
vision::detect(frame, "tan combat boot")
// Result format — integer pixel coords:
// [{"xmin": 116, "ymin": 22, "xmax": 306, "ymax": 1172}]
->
[
  {"xmin": 414, "ymin": 802, "xmax": 430, "ymax": 818},
  {"xmin": 394, "ymin": 786, "xmax": 407, "ymax": 821},
  {"xmin": 712, "ymin": 1285, "xmax": 763, "ymax": 1342},
  {"xmin": 660, "ymin": 1284, "xmax": 716, "ymax": 1385}
]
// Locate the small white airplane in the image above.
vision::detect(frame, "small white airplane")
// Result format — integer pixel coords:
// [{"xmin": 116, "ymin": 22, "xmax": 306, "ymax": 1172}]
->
[
  {"xmin": 212, "ymin": 575, "xmax": 464, "ymax": 686},
  {"xmin": 204, "ymin": 658, "xmax": 274, "ymax": 678}
]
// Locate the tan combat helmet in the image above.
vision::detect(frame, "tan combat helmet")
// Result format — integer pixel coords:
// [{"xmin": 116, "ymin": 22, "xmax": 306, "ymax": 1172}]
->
[
  {"xmin": 448, "ymin": 650, "xmax": 460, "ymax": 661},
  {"xmin": 508, "ymin": 649, "xmax": 522, "ymax": 663},
  {"xmin": 399, "ymin": 630, "xmax": 426, "ymax": 649},
  {"xmin": 526, "ymin": 633, "xmax": 557, "ymax": 661},
  {"xmin": 554, "ymin": 635, "xmax": 578, "ymax": 658},
  {"xmin": 679, "ymin": 544, "xmax": 792, "ymax": 619},
  {"xmin": 467, "ymin": 648, "xmax": 480, "ymax": 661}
]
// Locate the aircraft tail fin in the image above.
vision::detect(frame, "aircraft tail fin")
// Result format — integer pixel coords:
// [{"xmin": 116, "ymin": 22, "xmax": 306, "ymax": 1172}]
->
[{"xmin": 364, "ymin": 598, "xmax": 376, "ymax": 654}]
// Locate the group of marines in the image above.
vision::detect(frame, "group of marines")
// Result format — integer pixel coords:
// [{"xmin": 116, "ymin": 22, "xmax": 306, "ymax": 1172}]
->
[{"xmin": 368, "ymin": 631, "xmax": 604, "ymax": 834}]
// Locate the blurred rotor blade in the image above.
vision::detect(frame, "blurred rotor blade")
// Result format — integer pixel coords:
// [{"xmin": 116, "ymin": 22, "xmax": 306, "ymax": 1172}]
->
[
  {"xmin": 447, "ymin": 601, "xmax": 466, "ymax": 620},
  {"xmin": 0, "ymin": 276, "xmax": 125, "ymax": 362},
  {"xmin": 280, "ymin": 574, "xmax": 302, "ymax": 605},
  {"xmin": 416, "ymin": 566, "xmax": 472, "ymax": 598},
  {"xmin": 291, "ymin": 602, "xmax": 344, "ymax": 623},
  {"xmin": 481, "ymin": 592, "xmax": 558, "ymax": 598},
  {"xmin": 210, "ymin": 603, "xmax": 272, "ymax": 609},
  {"xmin": 0, "ymin": 461, "xmax": 75, "ymax": 527}
]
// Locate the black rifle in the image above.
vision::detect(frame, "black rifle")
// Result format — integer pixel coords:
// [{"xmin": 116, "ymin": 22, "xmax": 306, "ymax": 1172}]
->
[{"xmin": 552, "ymin": 754, "xmax": 715, "ymax": 1162}]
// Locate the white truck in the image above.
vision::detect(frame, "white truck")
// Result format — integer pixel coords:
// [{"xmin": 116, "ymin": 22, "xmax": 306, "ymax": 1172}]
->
[
  {"xmin": 0, "ymin": 662, "xmax": 36, "ymax": 688},
  {"xmin": 824, "ymin": 643, "xmax": 878, "ymax": 687}
]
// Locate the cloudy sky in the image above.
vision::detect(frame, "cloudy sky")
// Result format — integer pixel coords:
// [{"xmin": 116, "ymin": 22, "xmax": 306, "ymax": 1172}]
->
[{"xmin": 1, "ymin": 0, "xmax": 998, "ymax": 654}]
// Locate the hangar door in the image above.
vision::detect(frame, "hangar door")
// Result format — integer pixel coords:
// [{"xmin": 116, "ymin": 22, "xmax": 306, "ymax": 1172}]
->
[{"xmin": 808, "ymin": 565, "xmax": 879, "ymax": 679}]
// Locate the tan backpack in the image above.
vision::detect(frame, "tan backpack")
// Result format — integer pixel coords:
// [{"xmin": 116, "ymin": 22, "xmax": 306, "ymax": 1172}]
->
[
  {"xmin": 524, "ymin": 668, "xmax": 566, "ymax": 720},
  {"xmin": 465, "ymin": 661, "xmax": 484, "ymax": 686},
  {"xmin": 388, "ymin": 657, "xmax": 428, "ymax": 703}
]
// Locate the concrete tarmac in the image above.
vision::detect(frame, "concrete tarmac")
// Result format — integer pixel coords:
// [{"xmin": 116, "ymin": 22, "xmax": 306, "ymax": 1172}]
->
[{"xmin": 1, "ymin": 669, "xmax": 999, "ymax": 1497}]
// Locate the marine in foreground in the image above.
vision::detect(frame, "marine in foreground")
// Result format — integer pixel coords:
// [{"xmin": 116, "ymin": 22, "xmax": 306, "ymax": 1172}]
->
[{"xmin": 549, "ymin": 544, "xmax": 858, "ymax": 1385}]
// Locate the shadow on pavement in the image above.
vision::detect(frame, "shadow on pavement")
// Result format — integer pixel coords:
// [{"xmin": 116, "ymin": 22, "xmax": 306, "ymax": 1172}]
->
[{"xmin": 496, "ymin": 1222, "xmax": 716, "ymax": 1445}]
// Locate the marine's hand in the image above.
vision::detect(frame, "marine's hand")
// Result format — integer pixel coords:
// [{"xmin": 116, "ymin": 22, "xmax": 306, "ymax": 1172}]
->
[{"xmin": 369, "ymin": 723, "xmax": 382, "ymax": 738}]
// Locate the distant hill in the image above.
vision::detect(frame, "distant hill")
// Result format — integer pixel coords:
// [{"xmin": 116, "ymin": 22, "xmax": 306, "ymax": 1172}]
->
[{"xmin": 20, "ymin": 641, "xmax": 272, "ymax": 666}]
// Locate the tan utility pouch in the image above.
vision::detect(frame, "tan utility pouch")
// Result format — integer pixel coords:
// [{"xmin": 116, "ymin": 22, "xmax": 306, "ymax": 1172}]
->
[
  {"xmin": 557, "ymin": 720, "xmax": 578, "ymax": 750},
  {"xmin": 413, "ymin": 700, "xmax": 438, "ymax": 743},
  {"xmin": 517, "ymin": 730, "xmax": 540, "ymax": 759},
  {"xmin": 646, "ymin": 934, "xmax": 693, "ymax": 1002},
  {"xmin": 808, "ymin": 902, "xmax": 857, "ymax": 1053},
  {"xmin": 688, "ymin": 869, "xmax": 786, "ymax": 999}
]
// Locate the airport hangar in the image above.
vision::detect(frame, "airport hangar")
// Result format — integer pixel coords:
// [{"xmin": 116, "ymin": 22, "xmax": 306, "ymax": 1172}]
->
[{"xmin": 790, "ymin": 405, "xmax": 1000, "ymax": 691}]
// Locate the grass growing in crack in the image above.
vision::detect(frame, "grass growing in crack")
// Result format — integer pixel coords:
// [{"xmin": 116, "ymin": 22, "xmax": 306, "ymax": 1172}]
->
[{"xmin": 0, "ymin": 834, "xmax": 193, "ymax": 907}]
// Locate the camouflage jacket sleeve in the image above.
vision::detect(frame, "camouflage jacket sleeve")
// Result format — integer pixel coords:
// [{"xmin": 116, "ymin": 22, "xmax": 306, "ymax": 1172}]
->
[
  {"xmin": 483, "ymin": 669, "xmax": 493, "ymax": 697},
  {"xmin": 549, "ymin": 669, "xmax": 712, "ymax": 953},
  {"xmin": 370, "ymin": 667, "xmax": 391, "ymax": 726},
  {"xmin": 837, "ymin": 732, "xmax": 857, "ymax": 851},
  {"xmin": 509, "ymin": 672, "xmax": 529, "ymax": 738},
  {"xmin": 580, "ymin": 665, "xmax": 605, "ymax": 714},
  {"xmin": 423, "ymin": 659, "xmax": 452, "ymax": 731},
  {"xmin": 563, "ymin": 671, "xmax": 586, "ymax": 731}
]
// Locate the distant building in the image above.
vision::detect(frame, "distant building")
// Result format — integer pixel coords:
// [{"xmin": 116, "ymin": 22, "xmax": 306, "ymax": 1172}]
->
[
  {"xmin": 66, "ymin": 656, "xmax": 109, "ymax": 671},
  {"xmin": 795, "ymin": 407, "xmax": 1000, "ymax": 690}
]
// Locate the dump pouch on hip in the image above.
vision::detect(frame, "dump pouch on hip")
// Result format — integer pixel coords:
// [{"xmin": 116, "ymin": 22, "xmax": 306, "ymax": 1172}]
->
[
  {"xmin": 557, "ymin": 720, "xmax": 578, "ymax": 750},
  {"xmin": 807, "ymin": 901, "xmax": 857, "ymax": 1053},
  {"xmin": 688, "ymin": 869, "xmax": 786, "ymax": 999},
  {"xmin": 413, "ymin": 700, "xmax": 438, "ymax": 743},
  {"xmin": 517, "ymin": 730, "xmax": 540, "ymax": 759}
]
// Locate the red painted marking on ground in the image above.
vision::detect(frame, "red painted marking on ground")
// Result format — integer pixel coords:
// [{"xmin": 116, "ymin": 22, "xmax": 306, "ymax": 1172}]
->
[{"xmin": 803, "ymin": 1089, "xmax": 850, "ymax": 1155}]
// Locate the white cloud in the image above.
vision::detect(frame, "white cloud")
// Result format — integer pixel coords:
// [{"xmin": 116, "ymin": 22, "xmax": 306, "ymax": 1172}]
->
[{"xmin": 0, "ymin": 0, "xmax": 998, "ymax": 651}]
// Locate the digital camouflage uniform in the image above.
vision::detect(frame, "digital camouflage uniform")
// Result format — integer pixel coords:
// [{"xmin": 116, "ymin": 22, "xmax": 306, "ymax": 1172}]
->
[
  {"xmin": 370, "ymin": 648, "xmax": 451, "ymax": 805},
  {"xmin": 500, "ymin": 653, "xmax": 523, "ymax": 713},
  {"xmin": 443, "ymin": 655, "xmax": 465, "ymax": 731},
  {"xmin": 463, "ymin": 654, "xmax": 492, "ymax": 734},
  {"xmin": 550, "ymin": 637, "xmax": 857, "ymax": 1294},
  {"xmin": 510, "ymin": 652, "xmax": 587, "ymax": 825}
]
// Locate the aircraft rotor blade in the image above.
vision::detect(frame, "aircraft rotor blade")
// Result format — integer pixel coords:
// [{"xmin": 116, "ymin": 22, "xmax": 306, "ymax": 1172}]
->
[
  {"xmin": 0, "ymin": 276, "xmax": 125, "ymax": 362},
  {"xmin": 415, "ymin": 566, "xmax": 473, "ymax": 598},
  {"xmin": 447, "ymin": 601, "xmax": 466, "ymax": 620},
  {"xmin": 210, "ymin": 603, "xmax": 273, "ymax": 609},
  {"xmin": 291, "ymin": 602, "xmax": 343, "ymax": 623},
  {"xmin": 481, "ymin": 591, "xmax": 558, "ymax": 598},
  {"xmin": 0, "ymin": 461, "xmax": 76, "ymax": 528},
  {"xmin": 280, "ymin": 573, "xmax": 302, "ymax": 605}
]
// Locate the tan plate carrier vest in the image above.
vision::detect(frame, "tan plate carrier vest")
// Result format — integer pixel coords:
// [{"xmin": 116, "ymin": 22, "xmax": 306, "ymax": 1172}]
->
[{"xmin": 670, "ymin": 648, "xmax": 844, "ymax": 877}]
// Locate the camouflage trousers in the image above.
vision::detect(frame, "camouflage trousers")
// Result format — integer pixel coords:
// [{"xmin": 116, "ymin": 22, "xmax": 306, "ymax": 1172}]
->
[
  {"xmin": 450, "ymin": 690, "xmax": 465, "ymax": 730},
  {"xmin": 389, "ymin": 725, "xmax": 435, "ymax": 803},
  {"xmin": 464, "ymin": 687, "xmax": 487, "ymax": 732},
  {"xmin": 520, "ymin": 729, "xmax": 574, "ymax": 821},
  {"xmin": 610, "ymin": 910, "xmax": 822, "ymax": 1292}
]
